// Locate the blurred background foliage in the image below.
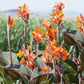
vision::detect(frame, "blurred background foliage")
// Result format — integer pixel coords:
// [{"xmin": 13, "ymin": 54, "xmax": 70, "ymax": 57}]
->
[{"xmin": 0, "ymin": 15, "xmax": 77, "ymax": 52}]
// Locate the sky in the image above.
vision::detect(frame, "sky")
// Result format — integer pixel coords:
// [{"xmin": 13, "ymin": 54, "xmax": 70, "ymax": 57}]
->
[{"xmin": 0, "ymin": 0, "xmax": 84, "ymax": 13}]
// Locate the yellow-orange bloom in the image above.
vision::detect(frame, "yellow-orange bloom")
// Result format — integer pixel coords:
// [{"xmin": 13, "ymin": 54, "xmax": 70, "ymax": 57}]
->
[
  {"xmin": 76, "ymin": 25, "xmax": 83, "ymax": 32},
  {"xmin": 53, "ymin": 2, "xmax": 65, "ymax": 10},
  {"xmin": 40, "ymin": 65, "xmax": 51, "ymax": 73},
  {"xmin": 17, "ymin": 50, "xmax": 24, "ymax": 58},
  {"xmin": 32, "ymin": 28, "xmax": 45, "ymax": 42},
  {"xmin": 8, "ymin": 17, "xmax": 14, "ymax": 29},
  {"xmin": 50, "ymin": 9, "xmax": 64, "ymax": 24},
  {"xmin": 42, "ymin": 20, "xmax": 51, "ymax": 29},
  {"xmin": 76, "ymin": 14, "xmax": 84, "ymax": 38},
  {"xmin": 17, "ymin": 45, "xmax": 36, "ymax": 70},
  {"xmin": 76, "ymin": 16, "xmax": 81, "ymax": 24},
  {"xmin": 20, "ymin": 58, "xmax": 26, "ymax": 64},
  {"xmin": 50, "ymin": 2, "xmax": 64, "ymax": 24},
  {"xmin": 42, "ymin": 20, "xmax": 56, "ymax": 40},
  {"xmin": 17, "ymin": 4, "xmax": 30, "ymax": 20}
]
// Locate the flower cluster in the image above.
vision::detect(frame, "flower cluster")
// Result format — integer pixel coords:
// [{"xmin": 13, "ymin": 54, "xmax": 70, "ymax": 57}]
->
[
  {"xmin": 17, "ymin": 4, "xmax": 30, "ymax": 21},
  {"xmin": 76, "ymin": 14, "xmax": 84, "ymax": 37},
  {"xmin": 40, "ymin": 65, "xmax": 51, "ymax": 73},
  {"xmin": 16, "ymin": 2, "xmax": 69, "ymax": 74},
  {"xmin": 41, "ymin": 40, "xmax": 69, "ymax": 64},
  {"xmin": 17, "ymin": 45, "xmax": 36, "ymax": 70},
  {"xmin": 32, "ymin": 28, "xmax": 45, "ymax": 42},
  {"xmin": 42, "ymin": 20, "xmax": 56, "ymax": 40},
  {"xmin": 50, "ymin": 2, "xmax": 64, "ymax": 24}
]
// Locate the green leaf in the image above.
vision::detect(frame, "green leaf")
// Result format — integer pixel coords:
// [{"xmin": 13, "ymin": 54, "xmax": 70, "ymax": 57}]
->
[
  {"xmin": 46, "ymin": 63, "xmax": 53, "ymax": 69},
  {"xmin": 32, "ymin": 67, "xmax": 40, "ymax": 79},
  {"xmin": 0, "ymin": 52, "xmax": 19, "ymax": 65},
  {"xmin": 29, "ymin": 74, "xmax": 47, "ymax": 84},
  {"xmin": 64, "ymin": 33, "xmax": 75, "ymax": 46},
  {"xmin": 34, "ymin": 57, "xmax": 45, "ymax": 70},
  {"xmin": 63, "ymin": 29, "xmax": 82, "ymax": 47},
  {"xmin": 4, "ymin": 73, "xmax": 13, "ymax": 84},
  {"xmin": 75, "ymin": 31, "xmax": 84, "ymax": 47},
  {"xmin": 44, "ymin": 75, "xmax": 53, "ymax": 84},
  {"xmin": 0, "ymin": 76, "xmax": 3, "ymax": 82},
  {"xmin": 63, "ymin": 68, "xmax": 78, "ymax": 84},
  {"xmin": 64, "ymin": 59, "xmax": 78, "ymax": 72},
  {"xmin": 80, "ymin": 49, "xmax": 84, "ymax": 70},
  {"xmin": 0, "ymin": 52, "xmax": 30, "ymax": 83}
]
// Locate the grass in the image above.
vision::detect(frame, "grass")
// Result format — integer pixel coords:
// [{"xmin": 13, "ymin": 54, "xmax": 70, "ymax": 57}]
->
[{"xmin": 0, "ymin": 15, "xmax": 78, "ymax": 52}]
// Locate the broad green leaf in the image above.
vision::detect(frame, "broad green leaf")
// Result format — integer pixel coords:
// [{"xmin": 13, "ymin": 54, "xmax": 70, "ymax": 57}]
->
[
  {"xmin": 82, "ymin": 71, "xmax": 84, "ymax": 81},
  {"xmin": 4, "ymin": 72, "xmax": 13, "ymax": 84},
  {"xmin": 44, "ymin": 75, "xmax": 53, "ymax": 84},
  {"xmin": 0, "ymin": 76, "xmax": 3, "ymax": 82},
  {"xmin": 0, "ymin": 52, "xmax": 19, "ymax": 65},
  {"xmin": 32, "ymin": 67, "xmax": 40, "ymax": 79},
  {"xmin": 0, "ymin": 52, "xmax": 30, "ymax": 83},
  {"xmin": 34, "ymin": 57, "xmax": 45, "ymax": 70},
  {"xmin": 62, "ymin": 29, "xmax": 82, "ymax": 47},
  {"xmin": 80, "ymin": 49, "xmax": 84, "ymax": 70},
  {"xmin": 29, "ymin": 74, "xmax": 47, "ymax": 84},
  {"xmin": 64, "ymin": 33, "xmax": 75, "ymax": 46},
  {"xmin": 64, "ymin": 59, "xmax": 77, "ymax": 72},
  {"xmin": 63, "ymin": 68, "xmax": 78, "ymax": 84},
  {"xmin": 75, "ymin": 31, "xmax": 84, "ymax": 47}
]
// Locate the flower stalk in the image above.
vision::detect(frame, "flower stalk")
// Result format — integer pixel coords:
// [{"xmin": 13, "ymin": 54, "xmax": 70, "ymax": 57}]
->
[
  {"xmin": 78, "ymin": 72, "xmax": 82, "ymax": 84},
  {"xmin": 35, "ymin": 42, "xmax": 38, "ymax": 57},
  {"xmin": 24, "ymin": 21, "xmax": 28, "ymax": 49},
  {"xmin": 30, "ymin": 35, "xmax": 33, "ymax": 53},
  {"xmin": 52, "ymin": 57, "xmax": 57, "ymax": 84},
  {"xmin": 7, "ymin": 15, "xmax": 12, "ymax": 64},
  {"xmin": 57, "ymin": 24, "xmax": 60, "ymax": 46}
]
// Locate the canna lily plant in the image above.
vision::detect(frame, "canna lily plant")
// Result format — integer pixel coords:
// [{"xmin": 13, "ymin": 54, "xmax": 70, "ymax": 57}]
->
[{"xmin": 0, "ymin": 2, "xmax": 84, "ymax": 84}]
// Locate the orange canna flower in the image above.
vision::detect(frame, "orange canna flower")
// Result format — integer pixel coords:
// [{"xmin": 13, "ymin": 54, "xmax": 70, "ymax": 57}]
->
[
  {"xmin": 28, "ymin": 61, "xmax": 35, "ymax": 68},
  {"xmin": 50, "ymin": 39, "xmax": 57, "ymax": 46},
  {"xmin": 53, "ymin": 2, "xmax": 65, "ymax": 10},
  {"xmin": 76, "ymin": 16, "xmax": 81, "ymax": 24},
  {"xmin": 50, "ymin": 9, "xmax": 64, "ymax": 24},
  {"xmin": 8, "ymin": 17, "xmax": 14, "ymax": 29},
  {"xmin": 17, "ymin": 45, "xmax": 36, "ymax": 70},
  {"xmin": 42, "ymin": 20, "xmax": 51, "ymax": 29},
  {"xmin": 50, "ymin": 2, "xmax": 64, "ymax": 24},
  {"xmin": 17, "ymin": 50, "xmax": 24, "ymax": 58},
  {"xmin": 76, "ymin": 25, "xmax": 83, "ymax": 32},
  {"xmin": 60, "ymin": 48, "xmax": 70, "ymax": 61},
  {"xmin": 40, "ymin": 65, "xmax": 51, "ymax": 73},
  {"xmin": 32, "ymin": 28, "xmax": 45, "ymax": 42},
  {"xmin": 42, "ymin": 20, "xmax": 56, "ymax": 40},
  {"xmin": 76, "ymin": 14, "xmax": 84, "ymax": 37},
  {"xmin": 41, "ymin": 46, "xmax": 52, "ymax": 63},
  {"xmin": 80, "ymin": 13, "xmax": 84, "ymax": 22},
  {"xmin": 20, "ymin": 58, "xmax": 26, "ymax": 64},
  {"xmin": 41, "ymin": 39, "xmax": 69, "ymax": 63},
  {"xmin": 17, "ymin": 4, "xmax": 30, "ymax": 20}
]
